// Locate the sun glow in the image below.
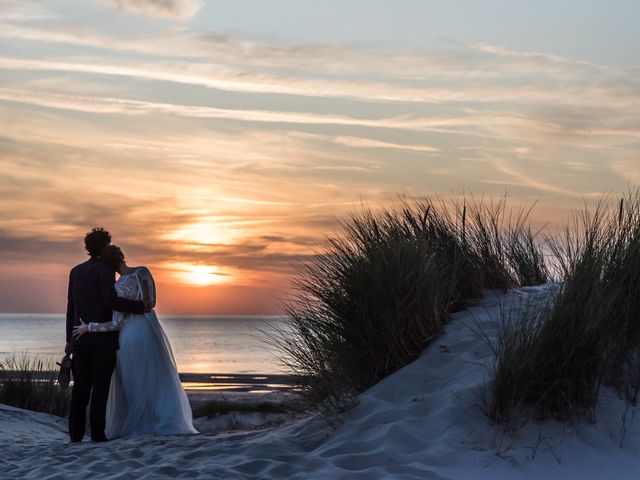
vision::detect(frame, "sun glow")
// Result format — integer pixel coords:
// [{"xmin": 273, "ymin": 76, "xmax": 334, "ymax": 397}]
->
[
  {"xmin": 163, "ymin": 219, "xmax": 238, "ymax": 251},
  {"xmin": 169, "ymin": 263, "xmax": 232, "ymax": 286}
]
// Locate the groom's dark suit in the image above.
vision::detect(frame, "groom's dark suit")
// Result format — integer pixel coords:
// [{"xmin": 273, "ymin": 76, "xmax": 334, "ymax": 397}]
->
[{"xmin": 66, "ymin": 256, "xmax": 145, "ymax": 442}]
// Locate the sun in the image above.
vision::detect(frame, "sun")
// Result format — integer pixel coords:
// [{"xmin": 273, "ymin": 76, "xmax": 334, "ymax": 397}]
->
[
  {"xmin": 182, "ymin": 265, "xmax": 227, "ymax": 286},
  {"xmin": 169, "ymin": 263, "xmax": 231, "ymax": 286},
  {"xmin": 163, "ymin": 220, "xmax": 238, "ymax": 251}
]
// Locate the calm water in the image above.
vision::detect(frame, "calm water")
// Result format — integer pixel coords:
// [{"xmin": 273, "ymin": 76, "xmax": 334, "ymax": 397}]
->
[{"xmin": 0, "ymin": 314, "xmax": 288, "ymax": 374}]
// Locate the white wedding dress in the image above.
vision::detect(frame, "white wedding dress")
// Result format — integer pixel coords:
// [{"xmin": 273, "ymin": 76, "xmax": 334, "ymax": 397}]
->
[{"xmin": 88, "ymin": 267, "xmax": 198, "ymax": 438}]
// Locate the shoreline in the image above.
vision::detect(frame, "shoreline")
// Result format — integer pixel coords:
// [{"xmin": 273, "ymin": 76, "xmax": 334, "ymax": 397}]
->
[{"xmin": 0, "ymin": 370, "xmax": 304, "ymax": 400}]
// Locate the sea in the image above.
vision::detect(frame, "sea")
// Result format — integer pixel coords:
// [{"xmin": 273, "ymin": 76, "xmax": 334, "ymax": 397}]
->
[{"xmin": 0, "ymin": 314, "xmax": 288, "ymax": 375}]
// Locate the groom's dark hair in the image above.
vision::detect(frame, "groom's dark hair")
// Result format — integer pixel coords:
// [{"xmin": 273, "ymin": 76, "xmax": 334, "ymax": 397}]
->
[{"xmin": 84, "ymin": 227, "xmax": 112, "ymax": 257}]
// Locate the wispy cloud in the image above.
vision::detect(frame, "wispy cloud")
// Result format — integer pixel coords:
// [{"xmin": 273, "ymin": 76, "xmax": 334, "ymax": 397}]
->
[
  {"xmin": 2, "ymin": 51, "xmax": 638, "ymax": 114},
  {"xmin": 0, "ymin": 1, "xmax": 56, "ymax": 21},
  {"xmin": 611, "ymin": 159, "xmax": 640, "ymax": 184},
  {"xmin": 463, "ymin": 40, "xmax": 596, "ymax": 68},
  {"xmin": 2, "ymin": 20, "xmax": 629, "ymax": 81},
  {"xmin": 0, "ymin": 87, "xmax": 442, "ymax": 130},
  {"xmin": 106, "ymin": 0, "xmax": 201, "ymax": 19},
  {"xmin": 7, "ymin": 84, "xmax": 640, "ymax": 154},
  {"xmin": 491, "ymin": 158, "xmax": 584, "ymax": 197},
  {"xmin": 0, "ymin": 55, "xmax": 536, "ymax": 105},
  {"xmin": 0, "ymin": 86, "xmax": 543, "ymax": 138},
  {"xmin": 331, "ymin": 136, "xmax": 440, "ymax": 153}
]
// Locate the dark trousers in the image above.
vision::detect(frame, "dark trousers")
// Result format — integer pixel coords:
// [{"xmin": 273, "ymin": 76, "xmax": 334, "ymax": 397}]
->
[{"xmin": 69, "ymin": 347, "xmax": 116, "ymax": 442}]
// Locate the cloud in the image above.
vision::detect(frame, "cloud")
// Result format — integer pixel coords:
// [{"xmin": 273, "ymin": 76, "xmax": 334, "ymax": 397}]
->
[
  {"xmin": 0, "ymin": 86, "xmax": 481, "ymax": 133},
  {"xmin": 2, "ymin": 52, "xmax": 638, "ymax": 115},
  {"xmin": 491, "ymin": 158, "xmax": 589, "ymax": 197},
  {"xmin": 8, "ymin": 13, "xmax": 639, "ymax": 313},
  {"xmin": 0, "ymin": 21, "xmax": 622, "ymax": 81},
  {"xmin": 9, "ymin": 85, "xmax": 640, "ymax": 153},
  {"xmin": 0, "ymin": 184, "xmax": 324, "ymax": 276},
  {"xmin": 0, "ymin": 129, "xmax": 360, "ymax": 280},
  {"xmin": 331, "ymin": 136, "xmax": 440, "ymax": 154},
  {"xmin": 463, "ymin": 41, "xmax": 593, "ymax": 68},
  {"xmin": 0, "ymin": 12, "xmax": 638, "ymax": 290},
  {"xmin": 0, "ymin": 229, "xmax": 77, "ymax": 263},
  {"xmin": 611, "ymin": 159, "xmax": 640, "ymax": 184},
  {"xmin": 0, "ymin": 55, "xmax": 494, "ymax": 105},
  {"xmin": 106, "ymin": 0, "xmax": 201, "ymax": 19},
  {"xmin": 0, "ymin": 1, "xmax": 55, "ymax": 21}
]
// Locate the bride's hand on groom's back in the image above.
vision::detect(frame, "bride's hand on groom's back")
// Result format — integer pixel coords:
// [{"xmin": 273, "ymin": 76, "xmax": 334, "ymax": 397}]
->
[{"xmin": 73, "ymin": 318, "xmax": 89, "ymax": 339}]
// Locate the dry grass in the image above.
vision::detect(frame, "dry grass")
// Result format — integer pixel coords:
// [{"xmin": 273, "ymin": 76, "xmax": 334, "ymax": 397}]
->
[
  {"xmin": 0, "ymin": 353, "xmax": 70, "ymax": 417},
  {"xmin": 489, "ymin": 190, "xmax": 640, "ymax": 422},
  {"xmin": 272, "ymin": 196, "xmax": 546, "ymax": 412}
]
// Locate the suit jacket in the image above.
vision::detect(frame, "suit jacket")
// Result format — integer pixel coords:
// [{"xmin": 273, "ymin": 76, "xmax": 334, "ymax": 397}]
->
[{"xmin": 66, "ymin": 256, "xmax": 145, "ymax": 350}]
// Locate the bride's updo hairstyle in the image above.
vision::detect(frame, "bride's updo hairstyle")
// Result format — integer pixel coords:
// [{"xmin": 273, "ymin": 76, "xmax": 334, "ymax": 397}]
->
[{"xmin": 103, "ymin": 245, "xmax": 125, "ymax": 271}]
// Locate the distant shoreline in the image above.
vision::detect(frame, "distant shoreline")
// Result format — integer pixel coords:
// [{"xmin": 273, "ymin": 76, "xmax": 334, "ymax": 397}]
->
[
  {"xmin": 0, "ymin": 370, "xmax": 305, "ymax": 394},
  {"xmin": 0, "ymin": 313, "xmax": 287, "ymax": 319}
]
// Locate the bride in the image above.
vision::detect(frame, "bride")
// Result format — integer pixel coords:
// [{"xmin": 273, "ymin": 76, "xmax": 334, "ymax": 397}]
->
[{"xmin": 73, "ymin": 245, "xmax": 198, "ymax": 438}]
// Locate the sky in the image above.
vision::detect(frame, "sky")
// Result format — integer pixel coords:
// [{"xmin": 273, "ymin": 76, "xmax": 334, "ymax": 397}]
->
[{"xmin": 0, "ymin": 0, "xmax": 638, "ymax": 314}]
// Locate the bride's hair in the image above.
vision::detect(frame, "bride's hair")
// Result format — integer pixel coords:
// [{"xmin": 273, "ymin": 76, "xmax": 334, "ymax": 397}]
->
[{"xmin": 103, "ymin": 245, "xmax": 125, "ymax": 270}]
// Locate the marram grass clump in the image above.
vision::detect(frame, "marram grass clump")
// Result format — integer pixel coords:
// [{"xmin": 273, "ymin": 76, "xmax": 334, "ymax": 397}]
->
[
  {"xmin": 273, "ymin": 196, "xmax": 547, "ymax": 411},
  {"xmin": 489, "ymin": 190, "xmax": 640, "ymax": 422}
]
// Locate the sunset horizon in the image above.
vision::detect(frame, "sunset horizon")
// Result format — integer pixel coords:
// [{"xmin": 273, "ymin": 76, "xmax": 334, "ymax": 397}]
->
[{"xmin": 3, "ymin": 2, "xmax": 640, "ymax": 478}]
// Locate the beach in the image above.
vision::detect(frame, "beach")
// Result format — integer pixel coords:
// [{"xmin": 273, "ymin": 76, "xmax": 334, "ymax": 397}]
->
[{"xmin": 3, "ymin": 285, "xmax": 640, "ymax": 479}]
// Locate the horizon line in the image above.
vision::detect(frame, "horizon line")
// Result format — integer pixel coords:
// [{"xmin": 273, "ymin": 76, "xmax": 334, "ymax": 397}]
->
[{"xmin": 0, "ymin": 312, "xmax": 287, "ymax": 318}]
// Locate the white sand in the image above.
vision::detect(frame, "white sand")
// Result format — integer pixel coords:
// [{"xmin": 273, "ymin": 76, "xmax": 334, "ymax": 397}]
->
[{"xmin": 3, "ymin": 285, "xmax": 640, "ymax": 479}]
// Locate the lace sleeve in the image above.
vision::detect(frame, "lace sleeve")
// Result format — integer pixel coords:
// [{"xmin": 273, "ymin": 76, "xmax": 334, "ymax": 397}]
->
[
  {"xmin": 136, "ymin": 267, "xmax": 156, "ymax": 309},
  {"xmin": 88, "ymin": 311, "xmax": 127, "ymax": 333}
]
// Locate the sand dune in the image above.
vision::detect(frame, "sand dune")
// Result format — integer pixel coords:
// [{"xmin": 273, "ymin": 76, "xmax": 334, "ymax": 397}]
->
[{"xmin": 3, "ymin": 285, "xmax": 640, "ymax": 479}]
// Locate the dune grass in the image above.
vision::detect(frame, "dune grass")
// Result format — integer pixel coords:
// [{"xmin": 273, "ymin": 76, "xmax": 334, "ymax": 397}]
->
[
  {"xmin": 489, "ymin": 190, "xmax": 640, "ymax": 422},
  {"xmin": 273, "ymin": 196, "xmax": 547, "ymax": 411},
  {"xmin": 0, "ymin": 353, "xmax": 70, "ymax": 417},
  {"xmin": 193, "ymin": 398, "xmax": 295, "ymax": 418}
]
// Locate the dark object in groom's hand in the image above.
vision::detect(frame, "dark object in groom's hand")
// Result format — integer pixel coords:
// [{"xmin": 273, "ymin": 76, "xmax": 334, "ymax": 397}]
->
[{"xmin": 56, "ymin": 354, "xmax": 73, "ymax": 390}]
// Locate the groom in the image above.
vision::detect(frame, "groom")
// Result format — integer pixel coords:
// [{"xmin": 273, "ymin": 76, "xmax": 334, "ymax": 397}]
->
[{"xmin": 65, "ymin": 227, "xmax": 148, "ymax": 442}]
